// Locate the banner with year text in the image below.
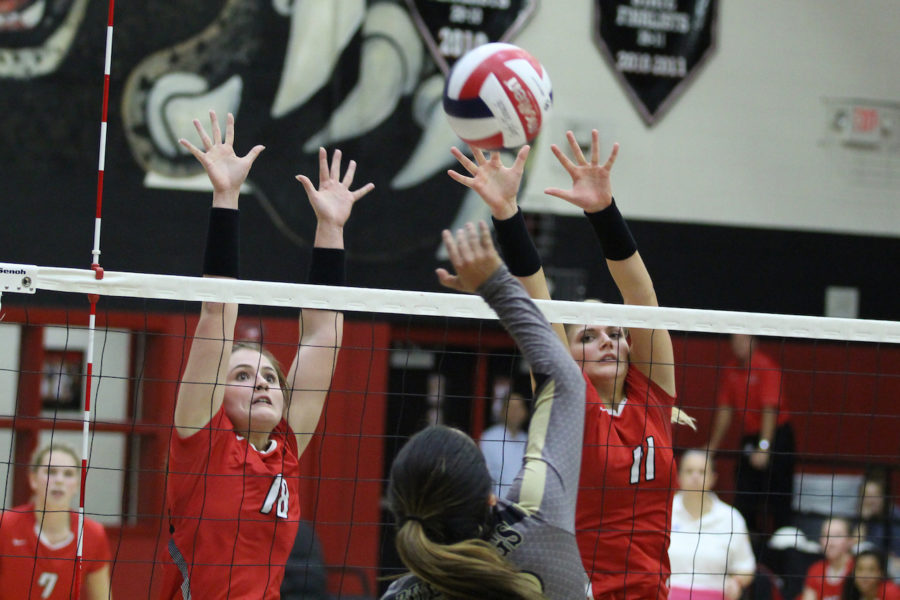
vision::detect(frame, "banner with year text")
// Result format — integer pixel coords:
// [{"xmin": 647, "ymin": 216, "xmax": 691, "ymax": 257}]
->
[{"xmin": 593, "ymin": 0, "xmax": 718, "ymax": 125}]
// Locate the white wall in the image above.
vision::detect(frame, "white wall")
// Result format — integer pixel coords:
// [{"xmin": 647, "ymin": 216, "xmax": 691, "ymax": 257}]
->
[
  {"xmin": 0, "ymin": 325, "xmax": 130, "ymax": 523},
  {"xmin": 515, "ymin": 0, "xmax": 900, "ymax": 237},
  {"xmin": 37, "ymin": 327, "xmax": 131, "ymax": 523}
]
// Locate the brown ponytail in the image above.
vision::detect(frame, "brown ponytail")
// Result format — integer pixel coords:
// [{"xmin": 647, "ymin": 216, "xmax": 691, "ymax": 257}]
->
[
  {"xmin": 394, "ymin": 520, "xmax": 544, "ymax": 600},
  {"xmin": 388, "ymin": 426, "xmax": 546, "ymax": 600}
]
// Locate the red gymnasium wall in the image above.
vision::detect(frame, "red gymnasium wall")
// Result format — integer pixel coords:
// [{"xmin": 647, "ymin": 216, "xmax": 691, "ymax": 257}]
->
[
  {"xmin": 669, "ymin": 335, "xmax": 900, "ymax": 499},
  {"xmin": 4, "ymin": 308, "xmax": 898, "ymax": 598}
]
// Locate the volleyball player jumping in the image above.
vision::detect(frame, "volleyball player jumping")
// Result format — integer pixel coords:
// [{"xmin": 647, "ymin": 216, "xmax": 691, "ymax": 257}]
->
[
  {"xmin": 382, "ymin": 221, "xmax": 590, "ymax": 599},
  {"xmin": 449, "ymin": 131, "xmax": 693, "ymax": 599},
  {"xmin": 159, "ymin": 110, "xmax": 373, "ymax": 599}
]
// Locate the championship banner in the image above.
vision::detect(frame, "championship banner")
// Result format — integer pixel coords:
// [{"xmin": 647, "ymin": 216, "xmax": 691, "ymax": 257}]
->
[
  {"xmin": 593, "ymin": 0, "xmax": 717, "ymax": 125},
  {"xmin": 405, "ymin": 0, "xmax": 537, "ymax": 73}
]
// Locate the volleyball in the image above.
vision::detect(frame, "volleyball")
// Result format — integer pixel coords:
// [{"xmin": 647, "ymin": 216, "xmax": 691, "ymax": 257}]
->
[{"xmin": 442, "ymin": 43, "xmax": 552, "ymax": 150}]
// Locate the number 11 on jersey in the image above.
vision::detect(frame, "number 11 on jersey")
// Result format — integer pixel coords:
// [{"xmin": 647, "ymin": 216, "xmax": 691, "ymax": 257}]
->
[{"xmin": 630, "ymin": 436, "xmax": 656, "ymax": 484}]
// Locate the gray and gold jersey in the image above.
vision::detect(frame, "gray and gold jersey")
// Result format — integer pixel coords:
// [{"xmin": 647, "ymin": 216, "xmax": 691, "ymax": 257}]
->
[{"xmin": 383, "ymin": 267, "xmax": 589, "ymax": 600}]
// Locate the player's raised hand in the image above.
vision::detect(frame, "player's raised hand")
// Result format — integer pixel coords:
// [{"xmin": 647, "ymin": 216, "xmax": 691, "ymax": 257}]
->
[
  {"xmin": 436, "ymin": 221, "xmax": 503, "ymax": 293},
  {"xmin": 179, "ymin": 111, "xmax": 264, "ymax": 208},
  {"xmin": 295, "ymin": 147, "xmax": 374, "ymax": 231},
  {"xmin": 448, "ymin": 145, "xmax": 530, "ymax": 220},
  {"xmin": 544, "ymin": 129, "xmax": 619, "ymax": 213}
]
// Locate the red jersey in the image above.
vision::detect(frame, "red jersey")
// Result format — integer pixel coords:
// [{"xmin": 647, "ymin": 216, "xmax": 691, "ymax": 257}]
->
[
  {"xmin": 161, "ymin": 406, "xmax": 301, "ymax": 599},
  {"xmin": 716, "ymin": 351, "xmax": 789, "ymax": 433},
  {"xmin": 803, "ymin": 558, "xmax": 853, "ymax": 600},
  {"xmin": 0, "ymin": 504, "xmax": 111, "ymax": 600},
  {"xmin": 879, "ymin": 581, "xmax": 900, "ymax": 600},
  {"xmin": 576, "ymin": 367, "xmax": 676, "ymax": 600}
]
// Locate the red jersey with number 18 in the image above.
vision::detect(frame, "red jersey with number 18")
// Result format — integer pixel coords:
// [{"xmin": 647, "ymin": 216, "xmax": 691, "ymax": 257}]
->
[
  {"xmin": 0, "ymin": 505, "xmax": 111, "ymax": 600},
  {"xmin": 161, "ymin": 405, "xmax": 300, "ymax": 600},
  {"xmin": 576, "ymin": 367, "xmax": 676, "ymax": 600}
]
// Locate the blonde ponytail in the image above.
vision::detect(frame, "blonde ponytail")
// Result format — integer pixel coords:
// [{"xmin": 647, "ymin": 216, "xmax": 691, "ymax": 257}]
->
[{"xmin": 394, "ymin": 520, "xmax": 545, "ymax": 600}]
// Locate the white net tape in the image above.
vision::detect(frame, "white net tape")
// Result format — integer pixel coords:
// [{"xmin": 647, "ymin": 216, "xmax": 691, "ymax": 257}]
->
[{"xmin": 3, "ymin": 263, "xmax": 899, "ymax": 342}]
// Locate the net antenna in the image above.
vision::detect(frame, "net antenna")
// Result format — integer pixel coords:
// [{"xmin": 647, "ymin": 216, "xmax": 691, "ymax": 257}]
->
[{"xmin": 73, "ymin": 0, "xmax": 118, "ymax": 596}]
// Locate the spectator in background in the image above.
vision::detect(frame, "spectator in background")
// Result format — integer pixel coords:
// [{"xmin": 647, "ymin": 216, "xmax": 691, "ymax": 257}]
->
[
  {"xmin": 842, "ymin": 550, "xmax": 900, "ymax": 600},
  {"xmin": 479, "ymin": 392, "xmax": 529, "ymax": 496},
  {"xmin": 281, "ymin": 520, "xmax": 328, "ymax": 600},
  {"xmin": 708, "ymin": 334, "xmax": 796, "ymax": 535},
  {"xmin": 854, "ymin": 471, "xmax": 900, "ymax": 580},
  {"xmin": 801, "ymin": 517, "xmax": 855, "ymax": 600},
  {"xmin": 0, "ymin": 443, "xmax": 113, "ymax": 600},
  {"xmin": 669, "ymin": 449, "xmax": 756, "ymax": 600}
]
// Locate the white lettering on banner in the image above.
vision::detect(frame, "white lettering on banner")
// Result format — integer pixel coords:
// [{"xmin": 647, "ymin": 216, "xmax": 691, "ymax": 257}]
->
[
  {"xmin": 449, "ymin": 5, "xmax": 485, "ymax": 25},
  {"xmin": 630, "ymin": 0, "xmax": 677, "ymax": 10},
  {"xmin": 430, "ymin": 0, "xmax": 511, "ymax": 9},
  {"xmin": 616, "ymin": 50, "xmax": 687, "ymax": 77},
  {"xmin": 439, "ymin": 27, "xmax": 489, "ymax": 58},
  {"xmin": 637, "ymin": 29, "xmax": 667, "ymax": 48},
  {"xmin": 615, "ymin": 6, "xmax": 690, "ymax": 34}
]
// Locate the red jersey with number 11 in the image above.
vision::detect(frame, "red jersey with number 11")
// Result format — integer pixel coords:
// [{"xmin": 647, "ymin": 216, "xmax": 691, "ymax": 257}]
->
[{"xmin": 576, "ymin": 367, "xmax": 676, "ymax": 600}]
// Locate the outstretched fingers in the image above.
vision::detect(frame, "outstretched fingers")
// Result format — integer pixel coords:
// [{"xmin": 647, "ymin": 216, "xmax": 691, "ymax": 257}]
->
[
  {"xmin": 351, "ymin": 182, "xmax": 375, "ymax": 202},
  {"xmin": 224, "ymin": 112, "xmax": 235, "ymax": 147},
  {"xmin": 244, "ymin": 144, "xmax": 265, "ymax": 166},
  {"xmin": 456, "ymin": 226, "xmax": 475, "ymax": 265},
  {"xmin": 341, "ymin": 159, "xmax": 357, "ymax": 188},
  {"xmin": 192, "ymin": 118, "xmax": 214, "ymax": 151},
  {"xmin": 542, "ymin": 186, "xmax": 574, "ymax": 203},
  {"xmin": 477, "ymin": 220, "xmax": 494, "ymax": 254},
  {"xmin": 451, "ymin": 146, "xmax": 479, "ymax": 175},
  {"xmin": 566, "ymin": 130, "xmax": 587, "ymax": 164},
  {"xmin": 329, "ymin": 148, "xmax": 343, "ymax": 181},
  {"xmin": 178, "ymin": 138, "xmax": 205, "ymax": 162},
  {"xmin": 512, "ymin": 145, "xmax": 531, "ymax": 170},
  {"xmin": 317, "ymin": 147, "xmax": 329, "ymax": 184},
  {"xmin": 295, "ymin": 174, "xmax": 316, "ymax": 198},
  {"xmin": 604, "ymin": 142, "xmax": 620, "ymax": 171},
  {"xmin": 549, "ymin": 143, "xmax": 577, "ymax": 177},
  {"xmin": 442, "ymin": 228, "xmax": 460, "ymax": 266},
  {"xmin": 208, "ymin": 110, "xmax": 223, "ymax": 146}
]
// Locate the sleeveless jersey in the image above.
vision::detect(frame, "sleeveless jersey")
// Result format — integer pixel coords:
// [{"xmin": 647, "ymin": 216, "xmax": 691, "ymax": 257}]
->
[
  {"xmin": 0, "ymin": 504, "xmax": 111, "ymax": 600},
  {"xmin": 160, "ymin": 406, "xmax": 300, "ymax": 599},
  {"xmin": 576, "ymin": 367, "xmax": 676, "ymax": 600}
]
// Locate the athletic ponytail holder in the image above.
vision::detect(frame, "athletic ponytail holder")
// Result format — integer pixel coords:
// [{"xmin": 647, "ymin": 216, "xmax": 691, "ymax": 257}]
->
[{"xmin": 401, "ymin": 515, "xmax": 427, "ymax": 528}]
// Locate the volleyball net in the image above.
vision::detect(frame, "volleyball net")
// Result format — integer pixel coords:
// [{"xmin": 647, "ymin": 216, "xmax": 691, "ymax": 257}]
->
[{"xmin": 1, "ymin": 262, "xmax": 899, "ymax": 598}]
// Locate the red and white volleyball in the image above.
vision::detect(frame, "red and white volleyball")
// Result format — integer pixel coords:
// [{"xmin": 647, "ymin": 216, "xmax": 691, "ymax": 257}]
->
[{"xmin": 443, "ymin": 43, "xmax": 552, "ymax": 150}]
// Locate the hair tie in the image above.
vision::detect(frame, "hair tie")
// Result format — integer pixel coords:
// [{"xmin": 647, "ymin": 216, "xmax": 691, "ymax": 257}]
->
[{"xmin": 402, "ymin": 515, "xmax": 426, "ymax": 527}]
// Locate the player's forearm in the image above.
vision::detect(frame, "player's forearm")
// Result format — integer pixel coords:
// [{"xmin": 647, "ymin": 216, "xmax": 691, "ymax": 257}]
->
[
  {"xmin": 478, "ymin": 266, "xmax": 581, "ymax": 389},
  {"xmin": 758, "ymin": 407, "xmax": 777, "ymax": 445},
  {"xmin": 606, "ymin": 253, "xmax": 657, "ymax": 307},
  {"xmin": 708, "ymin": 406, "xmax": 733, "ymax": 452},
  {"xmin": 491, "ymin": 210, "xmax": 568, "ymax": 346}
]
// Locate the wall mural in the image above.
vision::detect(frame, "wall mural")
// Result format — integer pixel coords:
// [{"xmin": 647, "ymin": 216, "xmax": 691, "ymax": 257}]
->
[
  {"xmin": 0, "ymin": 0, "xmax": 541, "ymax": 293},
  {"xmin": 118, "ymin": 0, "xmax": 537, "ymax": 278}
]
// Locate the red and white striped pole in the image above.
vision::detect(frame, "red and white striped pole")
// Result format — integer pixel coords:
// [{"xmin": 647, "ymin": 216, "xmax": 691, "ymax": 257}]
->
[{"xmin": 76, "ymin": 1, "xmax": 116, "ymax": 597}]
